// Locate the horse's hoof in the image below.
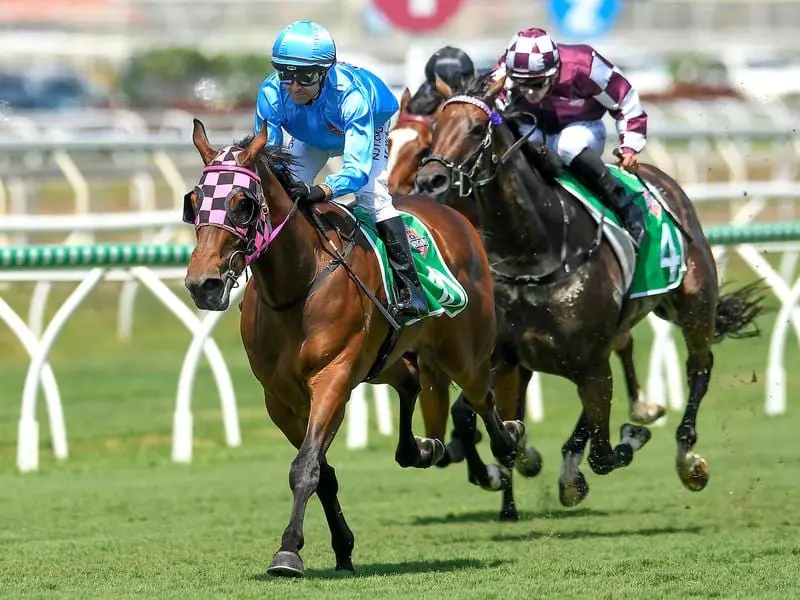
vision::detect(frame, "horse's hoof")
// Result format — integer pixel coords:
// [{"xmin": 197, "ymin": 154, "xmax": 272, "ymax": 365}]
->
[
  {"xmin": 515, "ymin": 445, "xmax": 543, "ymax": 478},
  {"xmin": 429, "ymin": 438, "xmax": 446, "ymax": 466},
  {"xmin": 504, "ymin": 420, "xmax": 526, "ymax": 444},
  {"xmin": 678, "ymin": 454, "xmax": 709, "ymax": 492},
  {"xmin": 559, "ymin": 471, "xmax": 589, "ymax": 507},
  {"xmin": 620, "ymin": 423, "xmax": 652, "ymax": 450},
  {"xmin": 499, "ymin": 507, "xmax": 520, "ymax": 522},
  {"xmin": 335, "ymin": 558, "xmax": 355, "ymax": 574},
  {"xmin": 629, "ymin": 394, "xmax": 666, "ymax": 425},
  {"xmin": 267, "ymin": 551, "xmax": 305, "ymax": 578},
  {"xmin": 480, "ymin": 464, "xmax": 505, "ymax": 491}
]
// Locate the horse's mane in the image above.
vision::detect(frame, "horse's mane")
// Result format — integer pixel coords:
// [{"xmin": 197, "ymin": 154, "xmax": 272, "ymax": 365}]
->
[
  {"xmin": 235, "ymin": 134, "xmax": 298, "ymax": 190},
  {"xmin": 461, "ymin": 73, "xmax": 497, "ymax": 98},
  {"xmin": 407, "ymin": 81, "xmax": 446, "ymax": 115}
]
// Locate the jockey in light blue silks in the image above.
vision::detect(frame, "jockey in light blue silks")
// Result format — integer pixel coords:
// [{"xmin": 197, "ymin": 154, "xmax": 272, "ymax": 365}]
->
[{"xmin": 254, "ymin": 19, "xmax": 428, "ymax": 318}]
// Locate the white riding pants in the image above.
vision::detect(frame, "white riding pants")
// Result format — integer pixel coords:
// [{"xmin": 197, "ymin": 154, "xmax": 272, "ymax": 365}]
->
[{"xmin": 518, "ymin": 119, "xmax": 607, "ymax": 165}]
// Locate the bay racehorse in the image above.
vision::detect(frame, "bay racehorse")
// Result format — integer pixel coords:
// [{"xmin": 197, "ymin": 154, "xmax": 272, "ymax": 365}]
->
[
  {"xmin": 182, "ymin": 119, "xmax": 524, "ymax": 577},
  {"xmin": 415, "ymin": 75, "xmax": 764, "ymax": 506}
]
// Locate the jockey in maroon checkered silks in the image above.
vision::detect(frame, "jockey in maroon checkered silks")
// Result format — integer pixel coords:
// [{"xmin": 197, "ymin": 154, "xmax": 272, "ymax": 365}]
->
[{"xmin": 492, "ymin": 27, "xmax": 646, "ymax": 246}]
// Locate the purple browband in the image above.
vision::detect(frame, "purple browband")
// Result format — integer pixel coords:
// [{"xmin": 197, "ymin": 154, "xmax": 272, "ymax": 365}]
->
[{"xmin": 443, "ymin": 95, "xmax": 503, "ymax": 126}]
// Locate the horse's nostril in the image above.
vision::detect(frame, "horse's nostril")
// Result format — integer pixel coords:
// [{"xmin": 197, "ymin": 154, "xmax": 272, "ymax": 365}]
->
[
  {"xmin": 430, "ymin": 174, "xmax": 448, "ymax": 191},
  {"xmin": 201, "ymin": 278, "xmax": 223, "ymax": 293}
]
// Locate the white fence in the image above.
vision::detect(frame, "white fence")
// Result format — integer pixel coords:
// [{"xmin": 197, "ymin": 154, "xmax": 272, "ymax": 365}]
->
[{"xmin": 2, "ymin": 188, "xmax": 799, "ymax": 473}]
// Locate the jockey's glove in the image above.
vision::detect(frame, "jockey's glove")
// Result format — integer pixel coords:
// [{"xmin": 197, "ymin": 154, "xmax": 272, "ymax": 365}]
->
[{"xmin": 288, "ymin": 182, "xmax": 332, "ymax": 205}]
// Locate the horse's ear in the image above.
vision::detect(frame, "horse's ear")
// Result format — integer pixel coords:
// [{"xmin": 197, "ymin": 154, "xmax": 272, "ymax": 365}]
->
[
  {"xmin": 400, "ymin": 87, "xmax": 411, "ymax": 113},
  {"xmin": 239, "ymin": 122, "xmax": 269, "ymax": 167},
  {"xmin": 434, "ymin": 74, "xmax": 453, "ymax": 99},
  {"xmin": 483, "ymin": 74, "xmax": 506, "ymax": 105},
  {"xmin": 192, "ymin": 118, "xmax": 217, "ymax": 165}
]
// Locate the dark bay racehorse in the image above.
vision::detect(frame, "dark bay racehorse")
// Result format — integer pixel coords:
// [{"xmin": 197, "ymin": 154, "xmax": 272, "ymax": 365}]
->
[
  {"xmin": 388, "ymin": 84, "xmax": 662, "ymax": 515},
  {"xmin": 415, "ymin": 75, "xmax": 764, "ymax": 505},
  {"xmin": 183, "ymin": 119, "xmax": 523, "ymax": 577},
  {"xmin": 389, "ymin": 84, "xmax": 663, "ymax": 427}
]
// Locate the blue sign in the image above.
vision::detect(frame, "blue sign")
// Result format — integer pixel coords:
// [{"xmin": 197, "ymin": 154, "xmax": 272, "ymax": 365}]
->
[{"xmin": 548, "ymin": 0, "xmax": 621, "ymax": 40}]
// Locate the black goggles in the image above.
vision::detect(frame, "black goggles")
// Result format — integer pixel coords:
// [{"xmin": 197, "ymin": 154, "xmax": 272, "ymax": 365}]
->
[
  {"xmin": 511, "ymin": 75, "xmax": 552, "ymax": 90},
  {"xmin": 273, "ymin": 65, "xmax": 324, "ymax": 86}
]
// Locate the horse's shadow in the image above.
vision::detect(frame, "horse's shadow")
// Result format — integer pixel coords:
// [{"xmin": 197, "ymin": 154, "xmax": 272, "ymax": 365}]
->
[
  {"xmin": 489, "ymin": 524, "xmax": 706, "ymax": 543},
  {"xmin": 410, "ymin": 507, "xmax": 612, "ymax": 525},
  {"xmin": 252, "ymin": 558, "xmax": 510, "ymax": 581}
]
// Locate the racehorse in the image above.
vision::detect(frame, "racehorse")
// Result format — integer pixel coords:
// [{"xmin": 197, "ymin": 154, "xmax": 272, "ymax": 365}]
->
[
  {"xmin": 387, "ymin": 84, "xmax": 663, "ymax": 513},
  {"xmin": 389, "ymin": 84, "xmax": 663, "ymax": 426},
  {"xmin": 415, "ymin": 75, "xmax": 765, "ymax": 505},
  {"xmin": 182, "ymin": 119, "xmax": 524, "ymax": 577}
]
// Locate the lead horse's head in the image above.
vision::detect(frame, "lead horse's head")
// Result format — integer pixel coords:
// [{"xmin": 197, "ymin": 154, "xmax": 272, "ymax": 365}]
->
[
  {"xmin": 183, "ymin": 119, "xmax": 283, "ymax": 311},
  {"xmin": 415, "ymin": 74, "xmax": 506, "ymax": 201}
]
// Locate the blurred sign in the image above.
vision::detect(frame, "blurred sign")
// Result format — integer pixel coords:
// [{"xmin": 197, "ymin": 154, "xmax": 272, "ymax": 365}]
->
[
  {"xmin": 548, "ymin": 0, "xmax": 621, "ymax": 40},
  {"xmin": 373, "ymin": 0, "xmax": 462, "ymax": 32}
]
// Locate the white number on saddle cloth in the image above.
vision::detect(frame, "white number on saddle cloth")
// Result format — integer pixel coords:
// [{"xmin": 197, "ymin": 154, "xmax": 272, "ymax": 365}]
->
[{"xmin": 659, "ymin": 222, "xmax": 681, "ymax": 281}]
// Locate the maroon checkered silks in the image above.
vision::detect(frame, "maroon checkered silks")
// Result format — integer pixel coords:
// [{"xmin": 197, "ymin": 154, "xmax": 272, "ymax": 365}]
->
[
  {"xmin": 504, "ymin": 28, "xmax": 560, "ymax": 78},
  {"xmin": 184, "ymin": 146, "xmax": 273, "ymax": 266}
]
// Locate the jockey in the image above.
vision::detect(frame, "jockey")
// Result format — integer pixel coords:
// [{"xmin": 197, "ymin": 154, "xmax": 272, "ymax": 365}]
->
[
  {"xmin": 408, "ymin": 46, "xmax": 476, "ymax": 114},
  {"xmin": 494, "ymin": 28, "xmax": 646, "ymax": 246},
  {"xmin": 255, "ymin": 19, "xmax": 428, "ymax": 318}
]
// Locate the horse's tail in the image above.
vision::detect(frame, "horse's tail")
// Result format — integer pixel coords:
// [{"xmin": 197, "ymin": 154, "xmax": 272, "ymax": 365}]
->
[{"xmin": 713, "ymin": 280, "xmax": 769, "ymax": 343}]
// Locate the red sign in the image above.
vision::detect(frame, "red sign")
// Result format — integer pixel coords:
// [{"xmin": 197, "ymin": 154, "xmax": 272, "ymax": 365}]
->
[{"xmin": 373, "ymin": 0, "xmax": 462, "ymax": 32}]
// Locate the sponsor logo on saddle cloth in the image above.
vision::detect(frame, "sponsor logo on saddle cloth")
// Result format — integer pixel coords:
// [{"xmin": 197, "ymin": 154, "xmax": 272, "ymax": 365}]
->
[
  {"xmin": 406, "ymin": 227, "xmax": 430, "ymax": 258},
  {"xmin": 553, "ymin": 164, "xmax": 686, "ymax": 299},
  {"xmin": 335, "ymin": 203, "xmax": 469, "ymax": 325}
]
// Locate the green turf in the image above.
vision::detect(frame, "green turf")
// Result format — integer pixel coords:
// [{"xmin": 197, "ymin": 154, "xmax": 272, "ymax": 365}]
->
[{"xmin": 0, "ymin": 260, "xmax": 798, "ymax": 599}]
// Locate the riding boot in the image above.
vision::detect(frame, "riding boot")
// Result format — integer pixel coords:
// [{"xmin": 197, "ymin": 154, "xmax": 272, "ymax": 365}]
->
[
  {"xmin": 570, "ymin": 148, "xmax": 645, "ymax": 247},
  {"xmin": 376, "ymin": 216, "xmax": 429, "ymax": 318}
]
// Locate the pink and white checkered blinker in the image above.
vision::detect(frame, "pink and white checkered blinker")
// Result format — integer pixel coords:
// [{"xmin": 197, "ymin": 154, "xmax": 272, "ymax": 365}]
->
[
  {"xmin": 503, "ymin": 28, "xmax": 560, "ymax": 78},
  {"xmin": 183, "ymin": 146, "xmax": 272, "ymax": 266}
]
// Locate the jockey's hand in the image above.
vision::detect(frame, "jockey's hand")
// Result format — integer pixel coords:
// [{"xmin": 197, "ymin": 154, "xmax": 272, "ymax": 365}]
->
[
  {"xmin": 616, "ymin": 148, "xmax": 639, "ymax": 174},
  {"xmin": 288, "ymin": 182, "xmax": 331, "ymax": 205}
]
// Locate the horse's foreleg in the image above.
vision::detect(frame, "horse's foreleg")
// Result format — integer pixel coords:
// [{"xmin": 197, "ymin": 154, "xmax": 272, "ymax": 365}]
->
[
  {"xmin": 267, "ymin": 369, "xmax": 349, "ymax": 578},
  {"xmin": 612, "ymin": 331, "xmax": 665, "ymax": 424},
  {"xmin": 582, "ymin": 360, "xmax": 651, "ymax": 476}
]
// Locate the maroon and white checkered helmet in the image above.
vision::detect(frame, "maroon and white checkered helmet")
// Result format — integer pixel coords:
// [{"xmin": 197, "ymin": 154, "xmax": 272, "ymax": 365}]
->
[{"xmin": 503, "ymin": 28, "xmax": 560, "ymax": 78}]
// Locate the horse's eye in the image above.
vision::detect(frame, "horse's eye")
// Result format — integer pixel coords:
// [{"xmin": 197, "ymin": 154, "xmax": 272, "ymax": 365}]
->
[
  {"xmin": 469, "ymin": 123, "xmax": 485, "ymax": 137},
  {"xmin": 228, "ymin": 195, "xmax": 257, "ymax": 228}
]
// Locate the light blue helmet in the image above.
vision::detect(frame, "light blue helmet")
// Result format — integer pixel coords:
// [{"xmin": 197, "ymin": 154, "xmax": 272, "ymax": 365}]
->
[{"xmin": 271, "ymin": 20, "xmax": 336, "ymax": 69}]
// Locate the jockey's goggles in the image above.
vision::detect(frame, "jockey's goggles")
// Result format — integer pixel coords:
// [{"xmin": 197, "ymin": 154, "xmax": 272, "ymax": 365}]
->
[
  {"xmin": 510, "ymin": 74, "xmax": 552, "ymax": 90},
  {"xmin": 273, "ymin": 65, "xmax": 325, "ymax": 86}
]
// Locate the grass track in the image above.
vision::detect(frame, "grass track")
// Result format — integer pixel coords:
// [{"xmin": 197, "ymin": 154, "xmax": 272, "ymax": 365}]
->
[{"xmin": 0, "ymin": 261, "xmax": 798, "ymax": 599}]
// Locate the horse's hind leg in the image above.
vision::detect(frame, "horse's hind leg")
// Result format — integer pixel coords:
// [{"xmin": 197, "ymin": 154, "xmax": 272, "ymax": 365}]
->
[
  {"xmin": 612, "ymin": 331, "xmax": 665, "ymax": 424},
  {"xmin": 559, "ymin": 410, "xmax": 591, "ymax": 507},
  {"xmin": 512, "ymin": 366, "xmax": 543, "ymax": 478},
  {"xmin": 384, "ymin": 356, "xmax": 445, "ymax": 469},
  {"xmin": 450, "ymin": 394, "xmax": 505, "ymax": 492},
  {"xmin": 317, "ymin": 457, "xmax": 355, "ymax": 572},
  {"xmin": 455, "ymin": 365, "xmax": 526, "ymax": 485},
  {"xmin": 674, "ymin": 296, "xmax": 715, "ymax": 492},
  {"xmin": 580, "ymin": 360, "xmax": 652, "ymax": 476}
]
